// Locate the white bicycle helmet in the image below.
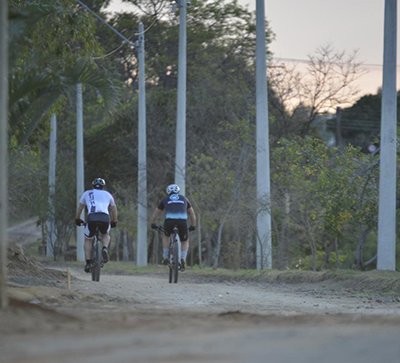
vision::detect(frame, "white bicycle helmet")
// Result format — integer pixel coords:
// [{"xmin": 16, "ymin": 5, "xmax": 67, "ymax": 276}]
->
[
  {"xmin": 92, "ymin": 177, "xmax": 106, "ymax": 189},
  {"xmin": 166, "ymin": 184, "xmax": 180, "ymax": 195}
]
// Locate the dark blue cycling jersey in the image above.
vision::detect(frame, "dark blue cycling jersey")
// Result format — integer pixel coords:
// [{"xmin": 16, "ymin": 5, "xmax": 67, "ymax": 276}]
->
[{"xmin": 158, "ymin": 193, "xmax": 191, "ymax": 220}]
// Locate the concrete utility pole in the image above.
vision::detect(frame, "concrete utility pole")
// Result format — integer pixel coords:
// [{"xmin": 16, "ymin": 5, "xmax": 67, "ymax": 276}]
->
[
  {"xmin": 0, "ymin": 0, "xmax": 9, "ymax": 309},
  {"xmin": 78, "ymin": 1, "xmax": 146, "ymax": 264},
  {"xmin": 136, "ymin": 22, "xmax": 147, "ymax": 266},
  {"xmin": 175, "ymin": 0, "xmax": 188, "ymax": 196},
  {"xmin": 76, "ymin": 83, "xmax": 85, "ymax": 262},
  {"xmin": 47, "ymin": 114, "xmax": 57, "ymax": 258},
  {"xmin": 255, "ymin": 0, "xmax": 272, "ymax": 269},
  {"xmin": 377, "ymin": 0, "xmax": 397, "ymax": 271}
]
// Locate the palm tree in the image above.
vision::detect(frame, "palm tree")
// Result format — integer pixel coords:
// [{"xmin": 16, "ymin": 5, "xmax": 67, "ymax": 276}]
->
[{"xmin": 9, "ymin": 0, "xmax": 123, "ymax": 145}]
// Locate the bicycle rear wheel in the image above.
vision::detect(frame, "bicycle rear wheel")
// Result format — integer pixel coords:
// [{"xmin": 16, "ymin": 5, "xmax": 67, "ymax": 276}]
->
[
  {"xmin": 91, "ymin": 237, "xmax": 101, "ymax": 282},
  {"xmin": 169, "ymin": 237, "xmax": 179, "ymax": 283},
  {"xmin": 169, "ymin": 261, "xmax": 173, "ymax": 283}
]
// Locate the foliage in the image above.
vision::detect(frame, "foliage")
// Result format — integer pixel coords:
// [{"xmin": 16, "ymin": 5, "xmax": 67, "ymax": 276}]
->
[
  {"xmin": 9, "ymin": 0, "xmax": 123, "ymax": 146},
  {"xmin": 9, "ymin": 148, "xmax": 48, "ymax": 224},
  {"xmin": 8, "ymin": 0, "xmax": 125, "ymax": 260},
  {"xmin": 95, "ymin": 0, "xmax": 268, "ymax": 200},
  {"xmin": 325, "ymin": 91, "xmax": 400, "ymax": 152},
  {"xmin": 271, "ymin": 137, "xmax": 380, "ymax": 270},
  {"xmin": 8, "ymin": 0, "xmax": 396, "ymax": 270}
]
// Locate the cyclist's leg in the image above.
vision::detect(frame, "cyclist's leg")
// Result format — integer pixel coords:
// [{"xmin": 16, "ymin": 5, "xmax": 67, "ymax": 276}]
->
[
  {"xmin": 98, "ymin": 233, "xmax": 109, "ymax": 262},
  {"xmin": 99, "ymin": 232, "xmax": 110, "ymax": 248},
  {"xmin": 179, "ymin": 240, "xmax": 188, "ymax": 271},
  {"xmin": 84, "ymin": 221, "xmax": 96, "ymax": 258},
  {"xmin": 84, "ymin": 222, "xmax": 96, "ymax": 272},
  {"xmin": 162, "ymin": 235, "xmax": 169, "ymax": 252},
  {"xmin": 178, "ymin": 220, "xmax": 189, "ymax": 253},
  {"xmin": 162, "ymin": 220, "xmax": 174, "ymax": 263},
  {"xmin": 98, "ymin": 220, "xmax": 111, "ymax": 247},
  {"xmin": 177, "ymin": 220, "xmax": 189, "ymax": 269},
  {"xmin": 97, "ymin": 220, "xmax": 111, "ymax": 262},
  {"xmin": 181, "ymin": 241, "xmax": 189, "ymax": 257},
  {"xmin": 159, "ymin": 235, "xmax": 169, "ymax": 264},
  {"xmin": 84, "ymin": 237, "xmax": 93, "ymax": 260}
]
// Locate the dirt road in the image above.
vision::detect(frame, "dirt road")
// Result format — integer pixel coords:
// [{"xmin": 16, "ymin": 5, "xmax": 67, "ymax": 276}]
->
[
  {"xmin": 2, "ymin": 265, "xmax": 400, "ymax": 363},
  {"xmin": 2, "ymin": 220, "xmax": 400, "ymax": 362}
]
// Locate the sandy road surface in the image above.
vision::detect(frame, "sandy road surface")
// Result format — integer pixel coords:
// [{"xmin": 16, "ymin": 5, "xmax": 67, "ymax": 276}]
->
[
  {"xmin": 67, "ymin": 270, "xmax": 400, "ymax": 316},
  {"xmin": 3, "ymin": 220, "xmax": 400, "ymax": 363},
  {"xmin": 2, "ymin": 267, "xmax": 400, "ymax": 363}
]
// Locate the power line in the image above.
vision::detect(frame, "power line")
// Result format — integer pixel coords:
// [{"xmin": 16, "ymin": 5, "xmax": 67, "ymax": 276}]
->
[
  {"xmin": 91, "ymin": 42, "xmax": 125, "ymax": 60},
  {"xmin": 77, "ymin": 0, "xmax": 135, "ymax": 47},
  {"xmin": 273, "ymin": 56, "xmax": 400, "ymax": 68}
]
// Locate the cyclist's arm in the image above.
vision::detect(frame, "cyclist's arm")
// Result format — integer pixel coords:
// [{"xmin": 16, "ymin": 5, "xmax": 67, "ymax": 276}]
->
[
  {"xmin": 188, "ymin": 207, "xmax": 196, "ymax": 227},
  {"xmin": 109, "ymin": 204, "xmax": 118, "ymax": 222},
  {"xmin": 75, "ymin": 203, "xmax": 85, "ymax": 220},
  {"xmin": 150, "ymin": 208, "xmax": 163, "ymax": 224}
]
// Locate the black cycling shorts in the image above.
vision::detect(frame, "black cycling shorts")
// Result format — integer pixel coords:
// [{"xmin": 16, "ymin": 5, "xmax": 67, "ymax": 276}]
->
[
  {"xmin": 163, "ymin": 219, "xmax": 188, "ymax": 242},
  {"xmin": 86, "ymin": 212, "xmax": 110, "ymax": 237}
]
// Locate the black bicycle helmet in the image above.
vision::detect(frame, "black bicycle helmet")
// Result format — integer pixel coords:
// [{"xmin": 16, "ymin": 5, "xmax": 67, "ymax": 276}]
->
[{"xmin": 92, "ymin": 177, "xmax": 106, "ymax": 189}]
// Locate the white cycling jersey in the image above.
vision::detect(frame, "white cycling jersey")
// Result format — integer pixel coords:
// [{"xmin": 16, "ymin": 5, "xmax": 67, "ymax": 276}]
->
[{"xmin": 79, "ymin": 189, "xmax": 116, "ymax": 215}]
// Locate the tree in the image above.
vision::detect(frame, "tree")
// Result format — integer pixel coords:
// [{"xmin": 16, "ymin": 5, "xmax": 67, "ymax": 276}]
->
[
  {"xmin": 326, "ymin": 92, "xmax": 400, "ymax": 152},
  {"xmin": 9, "ymin": 0, "xmax": 123, "ymax": 147},
  {"xmin": 271, "ymin": 137, "xmax": 380, "ymax": 270},
  {"xmin": 81, "ymin": 0, "xmax": 281, "ymax": 267},
  {"xmin": 8, "ymin": 1, "xmax": 126, "ymax": 262},
  {"xmin": 268, "ymin": 44, "xmax": 365, "ymax": 140}
]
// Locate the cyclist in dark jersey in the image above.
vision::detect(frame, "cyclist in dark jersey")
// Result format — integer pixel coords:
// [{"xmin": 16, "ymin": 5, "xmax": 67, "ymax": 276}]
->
[{"xmin": 151, "ymin": 184, "xmax": 196, "ymax": 270}]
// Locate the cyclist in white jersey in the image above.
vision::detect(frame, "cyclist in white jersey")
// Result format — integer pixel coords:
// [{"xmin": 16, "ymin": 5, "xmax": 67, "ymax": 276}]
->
[{"xmin": 75, "ymin": 178, "xmax": 118, "ymax": 272}]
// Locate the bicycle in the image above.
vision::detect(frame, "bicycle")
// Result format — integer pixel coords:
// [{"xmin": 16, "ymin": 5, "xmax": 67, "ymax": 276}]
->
[
  {"xmin": 154, "ymin": 225, "xmax": 181, "ymax": 283},
  {"xmin": 80, "ymin": 222, "xmax": 104, "ymax": 282}
]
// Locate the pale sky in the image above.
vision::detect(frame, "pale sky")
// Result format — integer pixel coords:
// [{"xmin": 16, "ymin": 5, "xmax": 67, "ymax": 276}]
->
[
  {"xmin": 240, "ymin": 0, "xmax": 396, "ymax": 96},
  {"xmin": 109, "ymin": 0, "xmax": 398, "ymax": 97}
]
